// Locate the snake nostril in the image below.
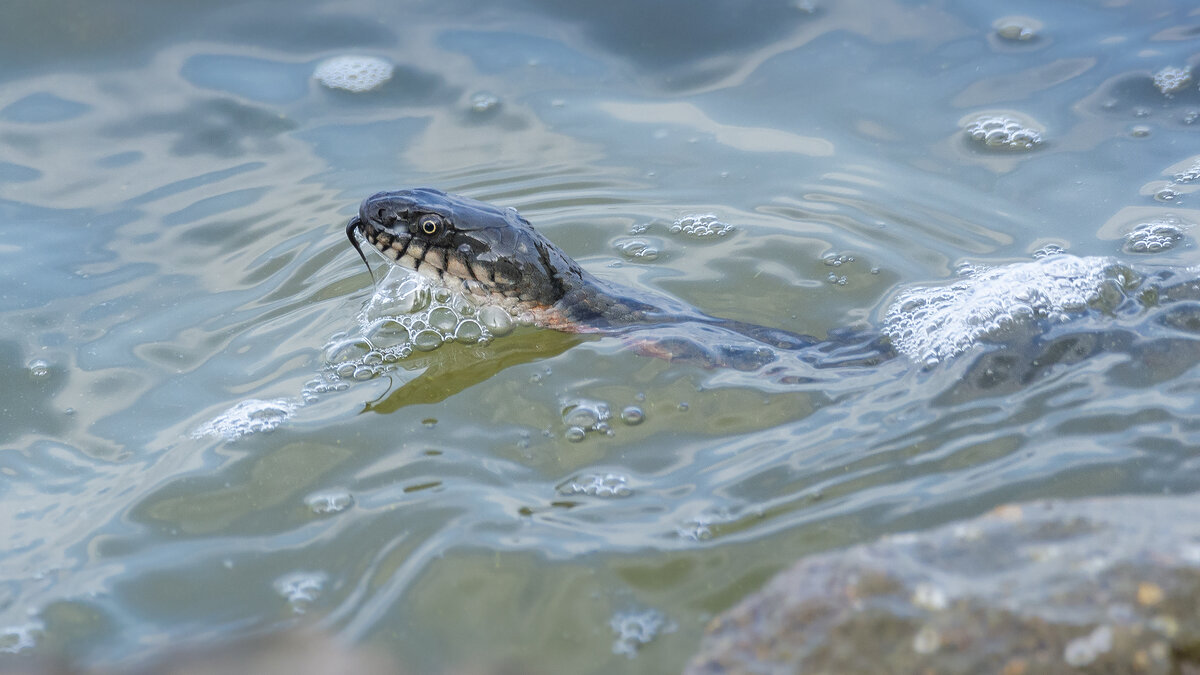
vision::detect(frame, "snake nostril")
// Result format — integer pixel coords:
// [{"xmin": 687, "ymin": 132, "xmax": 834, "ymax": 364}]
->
[{"xmin": 376, "ymin": 208, "xmax": 388, "ymax": 222}]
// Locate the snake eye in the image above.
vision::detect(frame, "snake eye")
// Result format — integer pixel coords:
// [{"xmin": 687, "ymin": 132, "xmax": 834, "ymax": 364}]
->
[{"xmin": 418, "ymin": 215, "xmax": 442, "ymax": 235}]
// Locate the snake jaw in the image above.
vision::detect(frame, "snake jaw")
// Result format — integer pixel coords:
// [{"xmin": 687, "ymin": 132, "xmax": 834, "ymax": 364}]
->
[{"xmin": 346, "ymin": 215, "xmax": 376, "ymax": 285}]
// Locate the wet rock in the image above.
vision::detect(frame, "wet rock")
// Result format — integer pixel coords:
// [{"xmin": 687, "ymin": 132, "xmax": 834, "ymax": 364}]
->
[{"xmin": 687, "ymin": 495, "xmax": 1200, "ymax": 675}]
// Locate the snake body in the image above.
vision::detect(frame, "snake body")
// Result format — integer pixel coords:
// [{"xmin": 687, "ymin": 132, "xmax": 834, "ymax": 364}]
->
[{"xmin": 347, "ymin": 188, "xmax": 897, "ymax": 370}]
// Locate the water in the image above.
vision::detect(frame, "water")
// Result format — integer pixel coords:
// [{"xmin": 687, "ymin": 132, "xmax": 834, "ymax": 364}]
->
[{"xmin": 1, "ymin": 0, "xmax": 1198, "ymax": 672}]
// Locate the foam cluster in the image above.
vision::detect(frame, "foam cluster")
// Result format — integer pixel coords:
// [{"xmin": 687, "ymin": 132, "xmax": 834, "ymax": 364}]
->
[
  {"xmin": 670, "ymin": 214, "xmax": 734, "ymax": 237},
  {"xmin": 1124, "ymin": 218, "xmax": 1189, "ymax": 253},
  {"xmin": 313, "ymin": 55, "xmax": 394, "ymax": 93},
  {"xmin": 964, "ymin": 115, "xmax": 1043, "ymax": 150},
  {"xmin": 1154, "ymin": 66, "xmax": 1192, "ymax": 96},
  {"xmin": 191, "ymin": 398, "xmax": 296, "ymax": 441},
  {"xmin": 884, "ymin": 255, "xmax": 1117, "ymax": 364}
]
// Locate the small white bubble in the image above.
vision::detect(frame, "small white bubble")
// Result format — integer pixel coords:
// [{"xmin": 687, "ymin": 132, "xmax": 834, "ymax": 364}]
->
[
  {"xmin": 305, "ymin": 490, "xmax": 354, "ymax": 515},
  {"xmin": 27, "ymin": 359, "xmax": 49, "ymax": 378},
  {"xmin": 470, "ymin": 91, "xmax": 500, "ymax": 113},
  {"xmin": 611, "ymin": 609, "xmax": 674, "ymax": 658},
  {"xmin": 274, "ymin": 571, "xmax": 327, "ymax": 614}
]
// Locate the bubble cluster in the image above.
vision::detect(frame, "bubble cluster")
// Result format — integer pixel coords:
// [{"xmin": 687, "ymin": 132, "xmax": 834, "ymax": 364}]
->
[
  {"xmin": 1153, "ymin": 66, "xmax": 1192, "ymax": 97},
  {"xmin": 558, "ymin": 473, "xmax": 632, "ymax": 498},
  {"xmin": 1124, "ymin": 218, "xmax": 1189, "ymax": 253},
  {"xmin": 304, "ymin": 490, "xmax": 354, "ymax": 515},
  {"xmin": 192, "ymin": 399, "xmax": 297, "ymax": 441},
  {"xmin": 669, "ymin": 214, "xmax": 734, "ymax": 237},
  {"xmin": 1174, "ymin": 160, "xmax": 1200, "ymax": 184},
  {"xmin": 884, "ymin": 254, "xmax": 1116, "ymax": 365},
  {"xmin": 323, "ymin": 272, "xmax": 515, "ymax": 381},
  {"xmin": 0, "ymin": 621, "xmax": 41, "ymax": 654},
  {"xmin": 993, "ymin": 17, "xmax": 1041, "ymax": 42},
  {"xmin": 313, "ymin": 55, "xmax": 393, "ymax": 93},
  {"xmin": 613, "ymin": 238, "xmax": 660, "ymax": 261},
  {"xmin": 274, "ymin": 571, "xmax": 327, "ymax": 614},
  {"xmin": 964, "ymin": 114, "xmax": 1043, "ymax": 150},
  {"xmin": 562, "ymin": 399, "xmax": 613, "ymax": 442},
  {"xmin": 611, "ymin": 609, "xmax": 674, "ymax": 658}
]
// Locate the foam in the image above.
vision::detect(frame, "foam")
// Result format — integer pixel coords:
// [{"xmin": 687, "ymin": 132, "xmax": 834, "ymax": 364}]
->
[
  {"xmin": 313, "ymin": 55, "xmax": 393, "ymax": 93},
  {"xmin": 883, "ymin": 255, "xmax": 1118, "ymax": 364},
  {"xmin": 191, "ymin": 398, "xmax": 297, "ymax": 441}
]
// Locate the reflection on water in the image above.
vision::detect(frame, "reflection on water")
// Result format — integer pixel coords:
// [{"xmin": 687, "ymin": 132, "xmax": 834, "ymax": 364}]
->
[{"xmin": 1, "ymin": 0, "xmax": 1199, "ymax": 672}]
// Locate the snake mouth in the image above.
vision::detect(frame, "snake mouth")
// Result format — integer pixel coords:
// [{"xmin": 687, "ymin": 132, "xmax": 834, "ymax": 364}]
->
[{"xmin": 345, "ymin": 215, "xmax": 375, "ymax": 284}]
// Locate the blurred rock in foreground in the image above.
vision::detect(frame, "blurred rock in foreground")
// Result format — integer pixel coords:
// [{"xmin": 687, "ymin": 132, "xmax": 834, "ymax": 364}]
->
[{"xmin": 687, "ymin": 496, "xmax": 1200, "ymax": 675}]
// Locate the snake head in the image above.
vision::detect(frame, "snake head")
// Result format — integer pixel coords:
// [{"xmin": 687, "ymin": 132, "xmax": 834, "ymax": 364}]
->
[{"xmin": 348, "ymin": 188, "xmax": 587, "ymax": 308}]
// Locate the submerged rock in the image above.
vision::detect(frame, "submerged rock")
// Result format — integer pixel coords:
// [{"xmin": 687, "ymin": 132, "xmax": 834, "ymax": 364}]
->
[{"xmin": 687, "ymin": 495, "xmax": 1200, "ymax": 674}]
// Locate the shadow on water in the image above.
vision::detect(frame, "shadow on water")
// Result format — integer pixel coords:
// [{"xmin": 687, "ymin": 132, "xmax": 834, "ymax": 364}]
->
[{"xmin": 363, "ymin": 329, "xmax": 583, "ymax": 414}]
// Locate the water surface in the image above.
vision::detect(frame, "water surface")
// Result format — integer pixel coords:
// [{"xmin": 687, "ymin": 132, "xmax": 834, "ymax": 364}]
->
[{"xmin": 2, "ymin": 0, "xmax": 1199, "ymax": 672}]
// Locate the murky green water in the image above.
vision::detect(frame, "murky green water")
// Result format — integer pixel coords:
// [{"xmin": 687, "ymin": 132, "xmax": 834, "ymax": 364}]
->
[{"xmin": 2, "ymin": 0, "xmax": 1199, "ymax": 672}]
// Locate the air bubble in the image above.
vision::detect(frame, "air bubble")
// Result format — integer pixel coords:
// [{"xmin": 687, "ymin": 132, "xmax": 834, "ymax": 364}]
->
[
  {"xmin": 412, "ymin": 329, "xmax": 444, "ymax": 351},
  {"xmin": 366, "ymin": 319, "xmax": 410, "ymax": 349},
  {"xmin": 428, "ymin": 306, "xmax": 460, "ymax": 331},
  {"xmin": 27, "ymin": 359, "xmax": 49, "ymax": 378},
  {"xmin": 993, "ymin": 17, "xmax": 1040, "ymax": 42},
  {"xmin": 620, "ymin": 406, "xmax": 644, "ymax": 425},
  {"xmin": 564, "ymin": 426, "xmax": 587, "ymax": 442},
  {"xmin": 324, "ymin": 338, "xmax": 372, "ymax": 365},
  {"xmin": 614, "ymin": 238, "xmax": 661, "ymax": 261},
  {"xmin": 1130, "ymin": 125, "xmax": 1152, "ymax": 138},
  {"xmin": 454, "ymin": 319, "xmax": 484, "ymax": 343},
  {"xmin": 313, "ymin": 55, "xmax": 393, "ymax": 93},
  {"xmin": 479, "ymin": 305, "xmax": 514, "ymax": 336},
  {"xmin": 1155, "ymin": 188, "xmax": 1180, "ymax": 203}
]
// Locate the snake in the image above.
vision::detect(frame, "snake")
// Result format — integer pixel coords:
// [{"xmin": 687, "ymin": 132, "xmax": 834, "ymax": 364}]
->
[{"xmin": 345, "ymin": 188, "xmax": 891, "ymax": 370}]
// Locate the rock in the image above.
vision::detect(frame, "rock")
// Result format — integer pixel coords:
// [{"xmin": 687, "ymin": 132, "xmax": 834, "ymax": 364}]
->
[{"xmin": 687, "ymin": 496, "xmax": 1200, "ymax": 674}]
